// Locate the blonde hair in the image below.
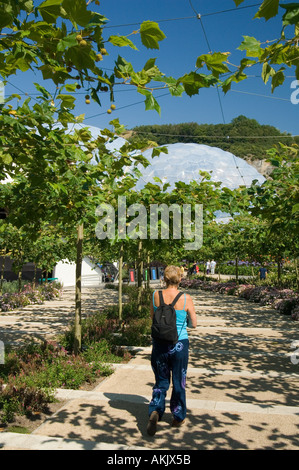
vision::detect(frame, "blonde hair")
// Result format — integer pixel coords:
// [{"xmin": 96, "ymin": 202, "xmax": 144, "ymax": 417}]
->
[{"xmin": 164, "ymin": 265, "xmax": 182, "ymax": 287}]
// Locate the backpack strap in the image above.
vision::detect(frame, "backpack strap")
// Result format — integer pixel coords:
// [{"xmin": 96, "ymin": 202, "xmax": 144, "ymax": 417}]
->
[
  {"xmin": 170, "ymin": 292, "xmax": 184, "ymax": 308},
  {"xmin": 152, "ymin": 290, "xmax": 156, "ymax": 308},
  {"xmin": 158, "ymin": 290, "xmax": 165, "ymax": 306},
  {"xmin": 157, "ymin": 291, "xmax": 184, "ymax": 308}
]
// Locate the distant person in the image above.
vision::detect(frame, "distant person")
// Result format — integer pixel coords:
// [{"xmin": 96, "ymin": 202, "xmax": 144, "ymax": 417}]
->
[
  {"xmin": 259, "ymin": 266, "xmax": 268, "ymax": 280},
  {"xmin": 206, "ymin": 260, "xmax": 211, "ymax": 275},
  {"xmin": 147, "ymin": 265, "xmax": 197, "ymax": 436},
  {"xmin": 210, "ymin": 260, "xmax": 216, "ymax": 275},
  {"xmin": 192, "ymin": 262, "xmax": 197, "ymax": 274}
]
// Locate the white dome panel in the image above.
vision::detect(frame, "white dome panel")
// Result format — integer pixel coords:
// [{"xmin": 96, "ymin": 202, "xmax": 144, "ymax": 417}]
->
[{"xmin": 136, "ymin": 143, "xmax": 265, "ymax": 190}]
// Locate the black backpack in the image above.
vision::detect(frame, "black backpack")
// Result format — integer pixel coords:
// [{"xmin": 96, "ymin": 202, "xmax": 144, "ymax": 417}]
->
[{"xmin": 151, "ymin": 291, "xmax": 184, "ymax": 344}]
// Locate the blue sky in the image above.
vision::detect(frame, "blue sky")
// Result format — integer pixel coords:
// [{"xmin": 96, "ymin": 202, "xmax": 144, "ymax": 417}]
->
[{"xmin": 5, "ymin": 1, "xmax": 299, "ymax": 136}]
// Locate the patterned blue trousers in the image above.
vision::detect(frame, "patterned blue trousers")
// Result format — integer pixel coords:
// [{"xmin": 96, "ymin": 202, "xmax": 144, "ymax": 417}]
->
[{"xmin": 148, "ymin": 339, "xmax": 189, "ymax": 423}]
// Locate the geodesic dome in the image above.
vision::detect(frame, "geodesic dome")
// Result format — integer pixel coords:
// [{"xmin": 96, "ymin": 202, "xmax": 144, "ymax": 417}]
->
[{"xmin": 135, "ymin": 143, "xmax": 265, "ymax": 190}]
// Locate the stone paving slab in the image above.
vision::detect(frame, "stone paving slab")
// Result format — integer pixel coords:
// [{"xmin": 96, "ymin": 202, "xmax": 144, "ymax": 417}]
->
[
  {"xmin": 0, "ymin": 432, "xmax": 147, "ymax": 451},
  {"xmin": 82, "ymin": 366, "xmax": 299, "ymax": 408},
  {"xmin": 50, "ymin": 388, "xmax": 299, "ymax": 416},
  {"xmin": 29, "ymin": 395, "xmax": 299, "ymax": 450},
  {"xmin": 0, "ymin": 285, "xmax": 298, "ymax": 451}
]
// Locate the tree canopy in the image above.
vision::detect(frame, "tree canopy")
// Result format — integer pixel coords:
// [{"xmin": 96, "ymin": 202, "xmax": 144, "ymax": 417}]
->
[{"xmin": 130, "ymin": 116, "xmax": 297, "ymax": 161}]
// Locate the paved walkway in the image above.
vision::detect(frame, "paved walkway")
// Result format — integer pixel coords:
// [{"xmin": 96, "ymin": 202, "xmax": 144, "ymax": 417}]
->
[{"xmin": 0, "ymin": 286, "xmax": 298, "ymax": 450}]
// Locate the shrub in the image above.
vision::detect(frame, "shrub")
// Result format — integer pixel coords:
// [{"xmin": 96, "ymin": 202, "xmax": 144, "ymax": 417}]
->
[
  {"xmin": 0, "ymin": 282, "xmax": 62, "ymax": 312},
  {"xmin": 179, "ymin": 278, "xmax": 299, "ymax": 319},
  {"xmin": 0, "ymin": 337, "xmax": 121, "ymax": 424},
  {"xmin": 0, "ymin": 377, "xmax": 55, "ymax": 424}
]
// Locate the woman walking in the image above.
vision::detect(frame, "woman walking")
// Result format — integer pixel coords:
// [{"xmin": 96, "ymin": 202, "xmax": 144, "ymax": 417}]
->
[{"xmin": 147, "ymin": 265, "xmax": 197, "ymax": 436}]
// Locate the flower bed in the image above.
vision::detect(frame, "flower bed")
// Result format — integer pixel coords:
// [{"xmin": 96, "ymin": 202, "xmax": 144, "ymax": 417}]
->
[
  {"xmin": 0, "ymin": 282, "xmax": 62, "ymax": 312},
  {"xmin": 180, "ymin": 278, "xmax": 299, "ymax": 320},
  {"xmin": 0, "ymin": 339, "xmax": 117, "ymax": 424}
]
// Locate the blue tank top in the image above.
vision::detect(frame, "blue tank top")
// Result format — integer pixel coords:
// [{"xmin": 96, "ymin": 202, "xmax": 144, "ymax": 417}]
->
[{"xmin": 152, "ymin": 291, "xmax": 188, "ymax": 341}]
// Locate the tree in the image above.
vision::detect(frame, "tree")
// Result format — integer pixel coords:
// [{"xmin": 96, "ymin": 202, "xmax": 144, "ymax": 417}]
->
[
  {"xmin": 0, "ymin": 0, "xmax": 187, "ymax": 123},
  {"xmin": 130, "ymin": 117, "xmax": 295, "ymax": 161},
  {"xmin": 222, "ymin": 1, "xmax": 299, "ymax": 93}
]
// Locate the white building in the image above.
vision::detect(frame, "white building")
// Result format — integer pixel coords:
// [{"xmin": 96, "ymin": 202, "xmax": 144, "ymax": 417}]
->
[{"xmin": 53, "ymin": 257, "xmax": 103, "ymax": 287}]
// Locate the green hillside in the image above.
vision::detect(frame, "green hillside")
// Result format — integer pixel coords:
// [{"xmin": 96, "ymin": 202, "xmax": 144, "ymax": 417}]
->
[{"xmin": 130, "ymin": 116, "xmax": 297, "ymax": 161}]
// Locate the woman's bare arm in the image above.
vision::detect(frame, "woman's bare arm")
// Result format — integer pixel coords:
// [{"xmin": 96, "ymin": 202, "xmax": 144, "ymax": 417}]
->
[{"xmin": 186, "ymin": 294, "xmax": 197, "ymax": 328}]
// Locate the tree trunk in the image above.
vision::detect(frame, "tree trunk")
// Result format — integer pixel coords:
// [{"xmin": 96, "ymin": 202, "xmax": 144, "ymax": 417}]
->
[
  {"xmin": 295, "ymin": 257, "xmax": 299, "ymax": 291},
  {"xmin": 277, "ymin": 255, "xmax": 282, "ymax": 285},
  {"xmin": 235, "ymin": 257, "xmax": 239, "ymax": 283},
  {"xmin": 0, "ymin": 255, "xmax": 5, "ymax": 295},
  {"xmin": 18, "ymin": 269, "xmax": 22, "ymax": 292},
  {"xmin": 137, "ymin": 240, "xmax": 143, "ymax": 312},
  {"xmin": 33, "ymin": 264, "xmax": 37, "ymax": 288},
  {"xmin": 74, "ymin": 223, "xmax": 84, "ymax": 355},
  {"xmin": 118, "ymin": 243, "xmax": 123, "ymax": 321},
  {"xmin": 147, "ymin": 252, "xmax": 150, "ymax": 289}
]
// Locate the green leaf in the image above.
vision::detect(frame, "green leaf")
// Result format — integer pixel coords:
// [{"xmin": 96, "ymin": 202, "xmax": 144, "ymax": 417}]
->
[
  {"xmin": 64, "ymin": 83, "xmax": 77, "ymax": 92},
  {"xmin": 66, "ymin": 46, "xmax": 94, "ymax": 70},
  {"xmin": 21, "ymin": 0, "xmax": 34, "ymax": 13},
  {"xmin": 0, "ymin": 12, "xmax": 13, "ymax": 29},
  {"xmin": 137, "ymin": 88, "xmax": 161, "ymax": 115},
  {"xmin": 114, "ymin": 56, "xmax": 134, "ymax": 78},
  {"xmin": 254, "ymin": 0, "xmax": 280, "ymax": 21},
  {"xmin": 144, "ymin": 58, "xmax": 157, "ymax": 71},
  {"xmin": 233, "ymin": 0, "xmax": 245, "ymax": 6},
  {"xmin": 292, "ymin": 203, "xmax": 299, "ymax": 214},
  {"xmin": 0, "ymin": 153, "xmax": 13, "ymax": 165},
  {"xmin": 39, "ymin": 64, "xmax": 54, "ymax": 80},
  {"xmin": 281, "ymin": 3, "xmax": 299, "ymax": 26},
  {"xmin": 62, "ymin": 0, "xmax": 93, "ymax": 27},
  {"xmin": 109, "ymin": 35, "xmax": 138, "ymax": 50},
  {"xmin": 57, "ymin": 93, "xmax": 76, "ymax": 109},
  {"xmin": 153, "ymin": 75, "xmax": 184, "ymax": 96},
  {"xmin": 262, "ymin": 62, "xmax": 275, "ymax": 84},
  {"xmin": 57, "ymin": 33, "xmax": 78, "ymax": 52},
  {"xmin": 140, "ymin": 21, "xmax": 166, "ymax": 50},
  {"xmin": 87, "ymin": 12, "xmax": 107, "ymax": 27},
  {"xmin": 238, "ymin": 36, "xmax": 262, "ymax": 58},
  {"xmin": 34, "ymin": 82, "xmax": 52, "ymax": 99},
  {"xmin": 90, "ymin": 88, "xmax": 101, "ymax": 106},
  {"xmin": 38, "ymin": 0, "xmax": 66, "ymax": 23},
  {"xmin": 196, "ymin": 52, "xmax": 230, "ymax": 78},
  {"xmin": 271, "ymin": 68, "xmax": 285, "ymax": 92},
  {"xmin": 179, "ymin": 72, "xmax": 217, "ymax": 97},
  {"xmin": 222, "ymin": 72, "xmax": 247, "ymax": 93}
]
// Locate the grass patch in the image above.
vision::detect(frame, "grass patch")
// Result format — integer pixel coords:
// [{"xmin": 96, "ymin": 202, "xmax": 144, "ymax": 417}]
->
[{"xmin": 5, "ymin": 425, "xmax": 31, "ymax": 434}]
